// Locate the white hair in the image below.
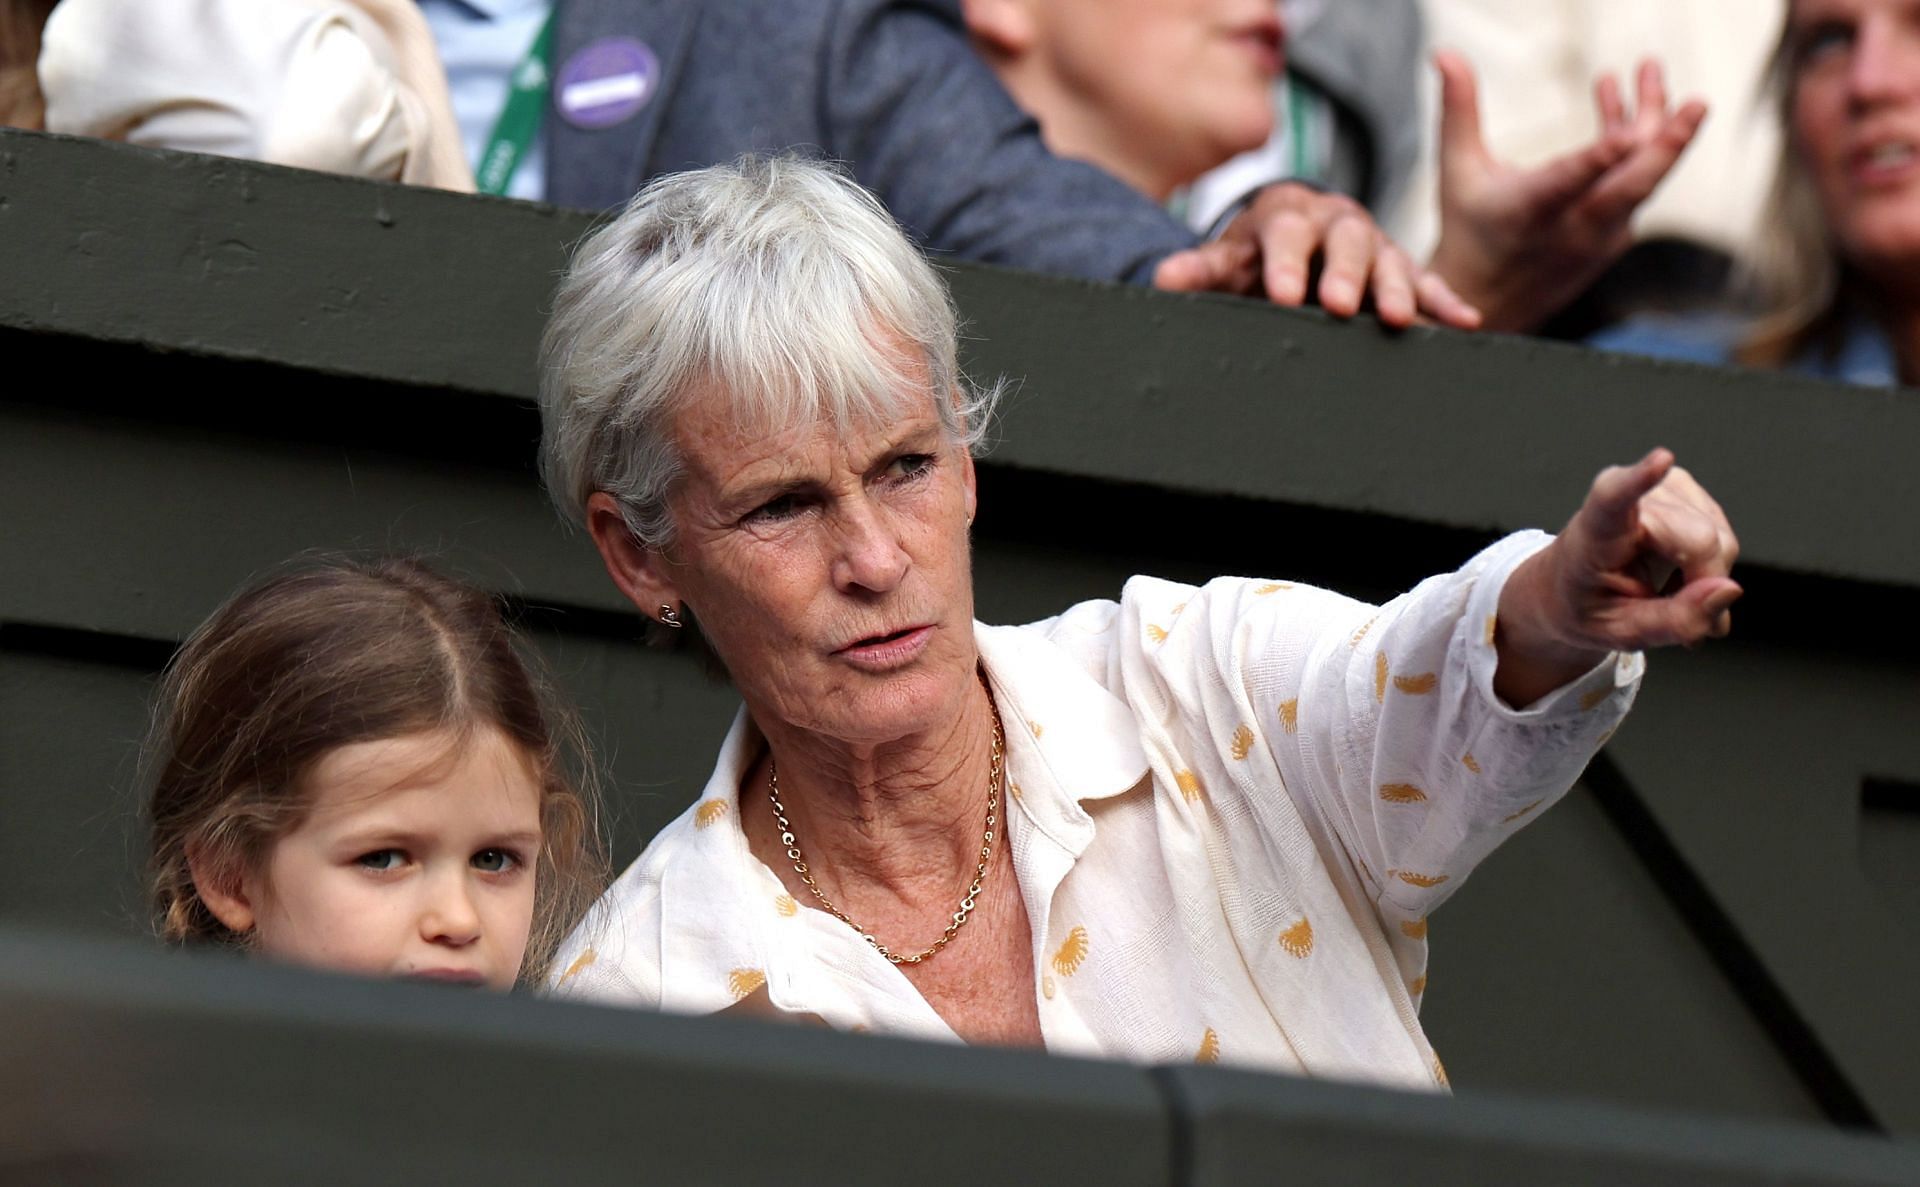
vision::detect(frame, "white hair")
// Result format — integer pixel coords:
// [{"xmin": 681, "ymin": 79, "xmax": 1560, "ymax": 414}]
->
[{"xmin": 538, "ymin": 154, "xmax": 1001, "ymax": 547}]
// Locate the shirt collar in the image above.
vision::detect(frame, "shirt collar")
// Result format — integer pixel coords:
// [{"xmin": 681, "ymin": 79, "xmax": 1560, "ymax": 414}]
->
[{"xmin": 976, "ymin": 621, "xmax": 1149, "ymax": 852}]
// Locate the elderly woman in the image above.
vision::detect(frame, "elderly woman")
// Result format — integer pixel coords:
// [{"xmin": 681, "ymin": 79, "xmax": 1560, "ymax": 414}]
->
[
  {"xmin": 1594, "ymin": 0, "xmax": 1920, "ymax": 386},
  {"xmin": 541, "ymin": 156, "xmax": 1740, "ymax": 1085}
]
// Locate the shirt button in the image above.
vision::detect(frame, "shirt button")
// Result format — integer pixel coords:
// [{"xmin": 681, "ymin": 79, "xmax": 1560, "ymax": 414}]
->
[{"xmin": 1041, "ymin": 975, "xmax": 1056, "ymax": 1000}]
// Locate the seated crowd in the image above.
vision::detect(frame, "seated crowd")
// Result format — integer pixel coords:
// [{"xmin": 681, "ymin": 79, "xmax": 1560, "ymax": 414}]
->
[{"xmin": 15, "ymin": 0, "xmax": 1902, "ymax": 1091}]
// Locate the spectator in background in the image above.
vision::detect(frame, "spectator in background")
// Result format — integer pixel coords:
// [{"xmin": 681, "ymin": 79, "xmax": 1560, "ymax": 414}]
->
[
  {"xmin": 538, "ymin": 0, "xmax": 1478, "ymax": 329},
  {"xmin": 28, "ymin": 0, "xmax": 473, "ymax": 190},
  {"xmin": 1592, "ymin": 0, "xmax": 1919, "ymax": 387},
  {"xmin": 1406, "ymin": 1, "xmax": 1784, "ymax": 292},
  {"xmin": 966, "ymin": 0, "xmax": 1709, "ymax": 333}
]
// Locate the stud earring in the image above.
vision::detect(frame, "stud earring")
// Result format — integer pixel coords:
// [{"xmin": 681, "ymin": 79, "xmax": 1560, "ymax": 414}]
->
[{"xmin": 658, "ymin": 604, "xmax": 683, "ymax": 629}]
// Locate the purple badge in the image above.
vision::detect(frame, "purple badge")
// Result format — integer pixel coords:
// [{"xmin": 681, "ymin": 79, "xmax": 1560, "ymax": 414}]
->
[{"xmin": 555, "ymin": 37, "xmax": 660, "ymax": 130}]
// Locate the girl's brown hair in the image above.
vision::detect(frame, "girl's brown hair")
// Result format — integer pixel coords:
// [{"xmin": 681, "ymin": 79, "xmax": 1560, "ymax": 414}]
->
[{"xmin": 146, "ymin": 556, "xmax": 607, "ymax": 985}]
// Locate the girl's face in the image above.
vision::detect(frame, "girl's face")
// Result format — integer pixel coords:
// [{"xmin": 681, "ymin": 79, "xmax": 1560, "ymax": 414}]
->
[{"xmin": 241, "ymin": 726, "xmax": 543, "ymax": 990}]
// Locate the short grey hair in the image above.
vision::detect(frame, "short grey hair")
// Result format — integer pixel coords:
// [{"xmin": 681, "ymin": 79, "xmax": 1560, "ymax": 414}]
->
[{"xmin": 538, "ymin": 154, "xmax": 1001, "ymax": 547}]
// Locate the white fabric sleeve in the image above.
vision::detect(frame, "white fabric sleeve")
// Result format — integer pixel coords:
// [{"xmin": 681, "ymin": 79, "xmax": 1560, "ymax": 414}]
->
[
  {"xmin": 39, "ymin": 0, "xmax": 414, "ymax": 182},
  {"xmin": 1118, "ymin": 531, "xmax": 1638, "ymax": 952}
]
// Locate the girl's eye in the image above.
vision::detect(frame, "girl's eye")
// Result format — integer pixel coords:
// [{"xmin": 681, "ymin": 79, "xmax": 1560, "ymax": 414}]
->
[
  {"xmin": 357, "ymin": 849, "xmax": 404, "ymax": 872},
  {"xmin": 471, "ymin": 848, "xmax": 519, "ymax": 874}
]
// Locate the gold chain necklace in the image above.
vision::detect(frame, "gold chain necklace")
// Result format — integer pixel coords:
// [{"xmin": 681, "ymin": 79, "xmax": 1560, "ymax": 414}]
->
[{"xmin": 768, "ymin": 692, "xmax": 1004, "ymax": 966}]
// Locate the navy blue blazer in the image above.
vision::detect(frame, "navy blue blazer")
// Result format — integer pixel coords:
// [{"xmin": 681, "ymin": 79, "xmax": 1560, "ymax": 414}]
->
[{"xmin": 544, "ymin": 0, "xmax": 1196, "ymax": 285}]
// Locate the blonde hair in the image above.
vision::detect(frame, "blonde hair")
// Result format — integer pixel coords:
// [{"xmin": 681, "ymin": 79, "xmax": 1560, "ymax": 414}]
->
[
  {"xmin": 1737, "ymin": 4, "xmax": 1855, "ymax": 370},
  {"xmin": 145, "ymin": 556, "xmax": 608, "ymax": 985}
]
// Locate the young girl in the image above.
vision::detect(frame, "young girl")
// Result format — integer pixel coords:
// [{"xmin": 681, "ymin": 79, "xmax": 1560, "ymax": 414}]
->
[{"xmin": 146, "ymin": 556, "xmax": 606, "ymax": 990}]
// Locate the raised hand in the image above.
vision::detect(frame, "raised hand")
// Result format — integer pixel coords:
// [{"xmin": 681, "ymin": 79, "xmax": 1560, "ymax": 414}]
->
[
  {"xmin": 1154, "ymin": 181, "xmax": 1483, "ymax": 330},
  {"xmin": 1494, "ymin": 449, "xmax": 1740, "ymax": 707},
  {"xmin": 1424, "ymin": 51, "xmax": 1708, "ymax": 333}
]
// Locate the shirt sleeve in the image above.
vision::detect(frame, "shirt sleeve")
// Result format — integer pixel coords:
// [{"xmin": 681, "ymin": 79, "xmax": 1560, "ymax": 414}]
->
[
  {"xmin": 1116, "ymin": 531, "xmax": 1638, "ymax": 984},
  {"xmin": 38, "ymin": 0, "xmax": 417, "ymax": 182},
  {"xmin": 818, "ymin": 0, "xmax": 1199, "ymax": 284}
]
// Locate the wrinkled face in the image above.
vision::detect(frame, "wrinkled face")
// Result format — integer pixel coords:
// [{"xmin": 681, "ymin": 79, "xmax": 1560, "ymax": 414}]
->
[
  {"xmin": 1789, "ymin": 0, "xmax": 1920, "ymax": 279},
  {"xmin": 654, "ymin": 396, "xmax": 980, "ymax": 748},
  {"xmin": 1030, "ymin": 0, "xmax": 1282, "ymax": 186},
  {"xmin": 245, "ymin": 727, "xmax": 542, "ymax": 991}
]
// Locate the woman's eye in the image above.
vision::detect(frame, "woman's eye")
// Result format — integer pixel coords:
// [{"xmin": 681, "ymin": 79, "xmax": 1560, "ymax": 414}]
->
[
  {"xmin": 747, "ymin": 494, "xmax": 804, "ymax": 523},
  {"xmin": 472, "ymin": 848, "xmax": 519, "ymax": 873},
  {"xmin": 357, "ymin": 849, "xmax": 404, "ymax": 872},
  {"xmin": 886, "ymin": 453, "xmax": 936, "ymax": 481},
  {"xmin": 1796, "ymin": 22, "xmax": 1854, "ymax": 68}
]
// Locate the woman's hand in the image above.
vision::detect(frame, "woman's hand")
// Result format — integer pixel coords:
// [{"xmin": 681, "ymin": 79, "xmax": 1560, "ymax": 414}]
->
[
  {"xmin": 1154, "ymin": 181, "xmax": 1484, "ymax": 330},
  {"xmin": 1494, "ymin": 449, "xmax": 1741, "ymax": 707},
  {"xmin": 1424, "ymin": 52, "xmax": 1707, "ymax": 334}
]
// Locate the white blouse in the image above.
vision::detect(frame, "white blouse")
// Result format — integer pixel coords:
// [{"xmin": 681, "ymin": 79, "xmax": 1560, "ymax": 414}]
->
[
  {"xmin": 550, "ymin": 531, "xmax": 1639, "ymax": 1091},
  {"xmin": 38, "ymin": 0, "xmax": 473, "ymax": 190}
]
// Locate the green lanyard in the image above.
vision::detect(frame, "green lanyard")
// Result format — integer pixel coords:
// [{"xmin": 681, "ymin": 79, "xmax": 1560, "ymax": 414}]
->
[
  {"xmin": 475, "ymin": 11, "xmax": 555, "ymax": 196},
  {"xmin": 1283, "ymin": 74, "xmax": 1318, "ymax": 183}
]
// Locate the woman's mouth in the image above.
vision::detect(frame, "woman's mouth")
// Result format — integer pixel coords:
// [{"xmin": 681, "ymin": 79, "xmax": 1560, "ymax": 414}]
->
[
  {"xmin": 1851, "ymin": 138, "xmax": 1920, "ymax": 186},
  {"xmin": 835, "ymin": 625, "xmax": 934, "ymax": 670}
]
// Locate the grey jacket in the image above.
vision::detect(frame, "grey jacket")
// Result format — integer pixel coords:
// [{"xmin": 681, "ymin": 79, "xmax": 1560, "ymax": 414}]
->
[{"xmin": 544, "ymin": 0, "xmax": 1195, "ymax": 285}]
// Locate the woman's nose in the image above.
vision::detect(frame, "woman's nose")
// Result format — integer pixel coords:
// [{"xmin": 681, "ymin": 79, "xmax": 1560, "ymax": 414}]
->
[
  {"xmin": 830, "ymin": 500, "xmax": 910, "ymax": 593},
  {"xmin": 419, "ymin": 872, "xmax": 482, "ymax": 946},
  {"xmin": 1849, "ymin": 16, "xmax": 1920, "ymax": 104}
]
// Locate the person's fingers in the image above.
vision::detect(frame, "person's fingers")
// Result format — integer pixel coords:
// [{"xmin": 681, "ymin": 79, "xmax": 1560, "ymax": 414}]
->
[
  {"xmin": 1581, "ymin": 100, "xmax": 1708, "ymax": 226},
  {"xmin": 1434, "ymin": 49, "xmax": 1489, "ymax": 169},
  {"xmin": 1601, "ymin": 576, "xmax": 1743, "ymax": 649},
  {"xmin": 1581, "ymin": 448, "xmax": 1676, "ymax": 541},
  {"xmin": 1511, "ymin": 135, "xmax": 1633, "ymax": 216},
  {"xmin": 1369, "ymin": 244, "xmax": 1418, "ymax": 327},
  {"xmin": 1595, "ymin": 71, "xmax": 1629, "ymax": 135},
  {"xmin": 1633, "ymin": 58, "xmax": 1671, "ymax": 138},
  {"xmin": 1313, "ymin": 212, "xmax": 1377, "ymax": 316},
  {"xmin": 1639, "ymin": 499, "xmax": 1729, "ymax": 586},
  {"xmin": 1153, "ymin": 238, "xmax": 1259, "ymax": 294},
  {"xmin": 1414, "ymin": 270, "xmax": 1484, "ymax": 329},
  {"xmin": 1259, "ymin": 209, "xmax": 1323, "ymax": 306}
]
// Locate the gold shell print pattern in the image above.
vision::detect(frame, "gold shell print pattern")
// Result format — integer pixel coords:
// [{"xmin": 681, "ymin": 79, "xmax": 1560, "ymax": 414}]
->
[
  {"xmin": 1434, "ymin": 1055, "xmax": 1450, "ymax": 1088},
  {"xmin": 1502, "ymin": 798, "xmax": 1545, "ymax": 823},
  {"xmin": 1374, "ymin": 652, "xmax": 1389, "ymax": 702},
  {"xmin": 1351, "ymin": 618, "xmax": 1375, "ymax": 646},
  {"xmin": 1030, "ymin": 720, "xmax": 1044, "ymax": 738},
  {"xmin": 1229, "ymin": 725, "xmax": 1255, "ymax": 761},
  {"xmin": 1277, "ymin": 699, "xmax": 1299, "ymax": 734},
  {"xmin": 1484, "ymin": 615, "xmax": 1498, "ymax": 646},
  {"xmin": 1147, "ymin": 624, "xmax": 1169, "ymax": 644},
  {"xmin": 1171, "ymin": 602, "xmax": 1187, "ymax": 616},
  {"xmin": 1379, "ymin": 782, "xmax": 1428, "ymax": 803},
  {"xmin": 694, "ymin": 800, "xmax": 729, "ymax": 829},
  {"xmin": 1278, "ymin": 918, "xmax": 1314, "ymax": 957},
  {"xmin": 1052, "ymin": 926, "xmax": 1090, "ymax": 976},
  {"xmin": 1394, "ymin": 871, "xmax": 1450, "ymax": 888},
  {"xmin": 1461, "ymin": 753, "xmax": 1481, "ymax": 774},
  {"xmin": 727, "ymin": 968, "xmax": 767, "ymax": 999},
  {"xmin": 1393, "ymin": 672, "xmax": 1438, "ymax": 695},
  {"xmin": 1196, "ymin": 1028, "xmax": 1222, "ymax": 1064},
  {"xmin": 558, "ymin": 947, "xmax": 597, "ymax": 984},
  {"xmin": 774, "ymin": 894, "xmax": 799, "ymax": 917},
  {"xmin": 1175, "ymin": 769, "xmax": 1205, "ymax": 802},
  {"xmin": 1400, "ymin": 918, "xmax": 1428, "ymax": 940},
  {"xmin": 1410, "ymin": 975, "xmax": 1428, "ymax": 996},
  {"xmin": 1579, "ymin": 686, "xmax": 1613, "ymax": 712},
  {"xmin": 1254, "ymin": 582, "xmax": 1293, "ymax": 595}
]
